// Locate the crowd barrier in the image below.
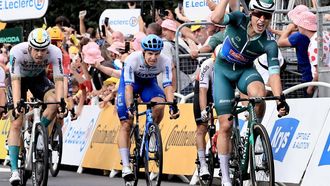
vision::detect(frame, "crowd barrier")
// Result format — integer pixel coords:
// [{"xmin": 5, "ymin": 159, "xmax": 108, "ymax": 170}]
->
[{"xmin": 1, "ymin": 98, "xmax": 330, "ymax": 185}]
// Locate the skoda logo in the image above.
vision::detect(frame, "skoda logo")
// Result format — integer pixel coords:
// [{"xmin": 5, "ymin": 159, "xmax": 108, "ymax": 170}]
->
[
  {"xmin": 129, "ymin": 16, "xmax": 138, "ymax": 27},
  {"xmin": 34, "ymin": 0, "xmax": 45, "ymax": 10}
]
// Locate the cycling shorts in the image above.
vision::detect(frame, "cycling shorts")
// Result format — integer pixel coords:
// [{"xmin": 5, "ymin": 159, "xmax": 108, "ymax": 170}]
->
[
  {"xmin": 116, "ymin": 74, "xmax": 165, "ymax": 121},
  {"xmin": 193, "ymin": 80, "xmax": 213, "ymax": 125},
  {"xmin": 21, "ymin": 72, "xmax": 55, "ymax": 101},
  {"xmin": 213, "ymin": 59, "xmax": 263, "ymax": 115}
]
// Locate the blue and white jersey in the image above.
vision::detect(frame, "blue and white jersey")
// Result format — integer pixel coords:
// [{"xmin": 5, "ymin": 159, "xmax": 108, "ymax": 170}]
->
[{"xmin": 123, "ymin": 51, "xmax": 172, "ymax": 88}]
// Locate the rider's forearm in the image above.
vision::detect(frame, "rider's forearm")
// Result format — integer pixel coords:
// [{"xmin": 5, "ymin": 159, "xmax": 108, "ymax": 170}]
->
[
  {"xmin": 11, "ymin": 78, "xmax": 21, "ymax": 107},
  {"xmin": 199, "ymin": 87, "xmax": 208, "ymax": 111},
  {"xmin": 125, "ymin": 85, "xmax": 134, "ymax": 108},
  {"xmin": 164, "ymin": 86, "xmax": 174, "ymax": 102},
  {"xmin": 268, "ymin": 74, "xmax": 283, "ymax": 100},
  {"xmin": 54, "ymin": 78, "xmax": 64, "ymax": 102},
  {"xmin": 211, "ymin": 0, "xmax": 230, "ymax": 24}
]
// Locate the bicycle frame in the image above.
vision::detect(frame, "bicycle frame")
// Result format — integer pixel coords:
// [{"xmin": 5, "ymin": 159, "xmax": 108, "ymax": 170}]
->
[
  {"xmin": 22, "ymin": 105, "xmax": 42, "ymax": 171},
  {"xmin": 232, "ymin": 101, "xmax": 257, "ymax": 176}
]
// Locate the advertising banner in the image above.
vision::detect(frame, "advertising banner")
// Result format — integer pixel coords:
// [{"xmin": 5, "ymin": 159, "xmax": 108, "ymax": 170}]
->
[
  {"xmin": 82, "ymin": 105, "xmax": 123, "ymax": 170},
  {"xmin": 267, "ymin": 98, "xmax": 330, "ymax": 183},
  {"xmin": 0, "ymin": 27, "xmax": 23, "ymax": 44},
  {"xmin": 99, "ymin": 9, "xmax": 140, "ymax": 36},
  {"xmin": 61, "ymin": 105, "xmax": 100, "ymax": 166},
  {"xmin": 183, "ymin": 0, "xmax": 225, "ymax": 21},
  {"xmin": 301, "ymin": 112, "xmax": 330, "ymax": 186},
  {"xmin": 0, "ymin": 0, "xmax": 49, "ymax": 21},
  {"xmin": 0, "ymin": 119, "xmax": 10, "ymax": 159}
]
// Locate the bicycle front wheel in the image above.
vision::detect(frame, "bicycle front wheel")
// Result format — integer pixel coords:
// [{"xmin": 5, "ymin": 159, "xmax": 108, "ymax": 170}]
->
[
  {"xmin": 144, "ymin": 123, "xmax": 163, "ymax": 186},
  {"xmin": 127, "ymin": 124, "xmax": 140, "ymax": 186},
  {"xmin": 32, "ymin": 123, "xmax": 49, "ymax": 186},
  {"xmin": 249, "ymin": 123, "xmax": 275, "ymax": 186},
  {"xmin": 49, "ymin": 122, "xmax": 63, "ymax": 177}
]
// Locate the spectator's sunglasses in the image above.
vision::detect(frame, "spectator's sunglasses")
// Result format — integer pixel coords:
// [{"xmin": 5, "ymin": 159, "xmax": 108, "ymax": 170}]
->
[{"xmin": 251, "ymin": 11, "xmax": 272, "ymax": 20}]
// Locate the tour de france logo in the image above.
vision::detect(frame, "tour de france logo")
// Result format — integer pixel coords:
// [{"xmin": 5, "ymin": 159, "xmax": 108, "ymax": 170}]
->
[
  {"xmin": 129, "ymin": 16, "xmax": 138, "ymax": 27},
  {"xmin": 34, "ymin": 0, "xmax": 45, "ymax": 10}
]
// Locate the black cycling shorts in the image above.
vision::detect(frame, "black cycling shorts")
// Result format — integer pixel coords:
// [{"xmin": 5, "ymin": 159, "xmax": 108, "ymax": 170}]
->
[
  {"xmin": 21, "ymin": 72, "xmax": 55, "ymax": 101},
  {"xmin": 193, "ymin": 80, "xmax": 213, "ymax": 125}
]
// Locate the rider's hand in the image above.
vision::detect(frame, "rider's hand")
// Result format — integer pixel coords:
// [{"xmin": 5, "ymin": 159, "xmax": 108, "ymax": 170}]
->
[
  {"xmin": 57, "ymin": 106, "xmax": 68, "ymax": 119},
  {"xmin": 200, "ymin": 109, "xmax": 208, "ymax": 122},
  {"xmin": 277, "ymin": 101, "xmax": 290, "ymax": 117},
  {"xmin": 169, "ymin": 105, "xmax": 180, "ymax": 119},
  {"xmin": 127, "ymin": 106, "xmax": 135, "ymax": 119}
]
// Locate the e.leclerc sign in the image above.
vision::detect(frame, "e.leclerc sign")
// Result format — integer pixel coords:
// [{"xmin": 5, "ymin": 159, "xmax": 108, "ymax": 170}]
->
[{"xmin": 0, "ymin": 0, "xmax": 49, "ymax": 22}]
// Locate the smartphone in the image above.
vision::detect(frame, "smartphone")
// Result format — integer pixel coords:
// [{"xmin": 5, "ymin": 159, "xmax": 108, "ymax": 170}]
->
[
  {"xmin": 101, "ymin": 25, "xmax": 106, "ymax": 37},
  {"xmin": 125, "ymin": 41, "xmax": 130, "ymax": 53},
  {"xmin": 104, "ymin": 17, "xmax": 109, "ymax": 27}
]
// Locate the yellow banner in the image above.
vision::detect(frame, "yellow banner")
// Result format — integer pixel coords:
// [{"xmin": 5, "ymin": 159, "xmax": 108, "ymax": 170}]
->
[
  {"xmin": 0, "ymin": 119, "xmax": 10, "ymax": 159},
  {"xmin": 0, "ymin": 22, "xmax": 6, "ymax": 30},
  {"xmin": 82, "ymin": 104, "xmax": 198, "ymax": 175}
]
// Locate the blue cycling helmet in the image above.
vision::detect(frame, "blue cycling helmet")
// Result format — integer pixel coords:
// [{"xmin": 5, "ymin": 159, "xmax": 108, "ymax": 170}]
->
[{"xmin": 141, "ymin": 34, "xmax": 163, "ymax": 52}]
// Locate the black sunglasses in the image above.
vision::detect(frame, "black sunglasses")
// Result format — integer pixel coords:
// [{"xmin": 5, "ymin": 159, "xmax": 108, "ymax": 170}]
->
[{"xmin": 251, "ymin": 11, "xmax": 272, "ymax": 20}]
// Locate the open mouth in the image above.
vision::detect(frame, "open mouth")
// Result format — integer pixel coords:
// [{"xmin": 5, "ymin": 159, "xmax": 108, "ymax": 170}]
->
[{"xmin": 256, "ymin": 23, "xmax": 265, "ymax": 31}]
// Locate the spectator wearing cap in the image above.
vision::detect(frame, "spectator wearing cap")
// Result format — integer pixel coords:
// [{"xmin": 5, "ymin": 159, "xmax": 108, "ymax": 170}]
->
[
  {"xmin": 107, "ymin": 41, "xmax": 125, "ymax": 69},
  {"xmin": 190, "ymin": 21, "xmax": 209, "ymax": 47},
  {"xmin": 272, "ymin": 5, "xmax": 313, "ymax": 97},
  {"xmin": 294, "ymin": 11, "xmax": 330, "ymax": 96},
  {"xmin": 99, "ymin": 77, "xmax": 120, "ymax": 108}
]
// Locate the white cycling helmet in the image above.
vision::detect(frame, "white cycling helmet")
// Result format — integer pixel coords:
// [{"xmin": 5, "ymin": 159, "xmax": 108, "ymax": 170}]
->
[
  {"xmin": 249, "ymin": 0, "xmax": 275, "ymax": 13},
  {"xmin": 28, "ymin": 28, "xmax": 51, "ymax": 49}
]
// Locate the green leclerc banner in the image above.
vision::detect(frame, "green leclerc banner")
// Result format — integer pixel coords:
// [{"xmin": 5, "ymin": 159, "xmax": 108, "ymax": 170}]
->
[{"xmin": 0, "ymin": 27, "xmax": 23, "ymax": 44}]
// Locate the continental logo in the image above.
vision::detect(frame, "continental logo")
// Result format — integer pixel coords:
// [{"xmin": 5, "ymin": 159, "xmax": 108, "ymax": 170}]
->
[
  {"xmin": 165, "ymin": 124, "xmax": 196, "ymax": 151},
  {"xmin": 91, "ymin": 125, "xmax": 120, "ymax": 146}
]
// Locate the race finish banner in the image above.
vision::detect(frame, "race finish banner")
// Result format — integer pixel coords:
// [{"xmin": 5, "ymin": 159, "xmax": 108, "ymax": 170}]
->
[
  {"xmin": 0, "ymin": 0, "xmax": 49, "ymax": 21},
  {"xmin": 266, "ymin": 98, "xmax": 330, "ymax": 183},
  {"xmin": 0, "ymin": 27, "xmax": 23, "ymax": 44},
  {"xmin": 301, "ymin": 112, "xmax": 330, "ymax": 186},
  {"xmin": 99, "ymin": 9, "xmax": 140, "ymax": 36}
]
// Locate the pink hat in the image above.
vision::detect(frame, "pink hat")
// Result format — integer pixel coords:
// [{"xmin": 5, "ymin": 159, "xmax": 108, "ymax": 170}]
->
[
  {"xmin": 294, "ymin": 11, "xmax": 317, "ymax": 31},
  {"xmin": 161, "ymin": 19, "xmax": 177, "ymax": 32},
  {"xmin": 132, "ymin": 32, "xmax": 146, "ymax": 51},
  {"xmin": 288, "ymin": 5, "xmax": 309, "ymax": 23},
  {"xmin": 107, "ymin": 41, "xmax": 125, "ymax": 55},
  {"xmin": 82, "ymin": 42, "xmax": 104, "ymax": 64}
]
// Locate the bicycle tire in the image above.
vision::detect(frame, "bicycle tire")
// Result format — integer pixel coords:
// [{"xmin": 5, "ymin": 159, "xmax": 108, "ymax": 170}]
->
[
  {"xmin": 127, "ymin": 124, "xmax": 140, "ymax": 186},
  {"xmin": 231, "ymin": 127, "xmax": 243, "ymax": 186},
  {"xmin": 31, "ymin": 123, "xmax": 49, "ymax": 186},
  {"xmin": 249, "ymin": 123, "xmax": 275, "ymax": 186},
  {"xmin": 144, "ymin": 123, "xmax": 163, "ymax": 186},
  {"xmin": 49, "ymin": 122, "xmax": 63, "ymax": 177},
  {"xmin": 198, "ymin": 147, "xmax": 215, "ymax": 186},
  {"xmin": 19, "ymin": 148, "xmax": 32, "ymax": 186}
]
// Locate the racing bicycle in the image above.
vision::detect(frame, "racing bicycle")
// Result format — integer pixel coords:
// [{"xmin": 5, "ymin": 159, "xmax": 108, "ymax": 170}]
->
[
  {"xmin": 126, "ymin": 94, "xmax": 178, "ymax": 186},
  {"xmin": 227, "ymin": 95, "xmax": 286, "ymax": 186},
  {"xmin": 15, "ymin": 98, "xmax": 66, "ymax": 186}
]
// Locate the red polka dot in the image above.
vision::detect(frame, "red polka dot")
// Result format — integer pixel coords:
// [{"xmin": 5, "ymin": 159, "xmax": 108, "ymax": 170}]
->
[
  {"xmin": 311, "ymin": 56, "xmax": 316, "ymax": 61},
  {"xmin": 314, "ymin": 48, "xmax": 318, "ymax": 54}
]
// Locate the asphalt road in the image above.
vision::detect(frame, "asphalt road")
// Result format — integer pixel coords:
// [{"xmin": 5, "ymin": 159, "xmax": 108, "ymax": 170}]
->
[{"xmin": 0, "ymin": 164, "xmax": 192, "ymax": 186}]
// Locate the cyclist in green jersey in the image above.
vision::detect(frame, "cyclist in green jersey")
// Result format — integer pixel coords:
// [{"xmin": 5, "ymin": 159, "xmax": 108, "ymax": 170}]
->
[{"xmin": 211, "ymin": 0, "xmax": 289, "ymax": 185}]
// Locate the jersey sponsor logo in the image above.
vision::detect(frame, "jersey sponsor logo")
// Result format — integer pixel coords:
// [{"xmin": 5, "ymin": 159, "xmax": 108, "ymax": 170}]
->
[
  {"xmin": 200, "ymin": 64, "xmax": 209, "ymax": 81},
  {"xmin": 135, "ymin": 71, "xmax": 158, "ymax": 78},
  {"xmin": 128, "ymin": 66, "xmax": 133, "ymax": 80},
  {"xmin": 319, "ymin": 133, "xmax": 330, "ymax": 166},
  {"xmin": 229, "ymin": 49, "xmax": 247, "ymax": 62},
  {"xmin": 57, "ymin": 57, "xmax": 63, "ymax": 74},
  {"xmin": 270, "ymin": 118, "xmax": 299, "ymax": 162},
  {"xmin": 10, "ymin": 56, "xmax": 16, "ymax": 73},
  {"xmin": 165, "ymin": 66, "xmax": 170, "ymax": 80}
]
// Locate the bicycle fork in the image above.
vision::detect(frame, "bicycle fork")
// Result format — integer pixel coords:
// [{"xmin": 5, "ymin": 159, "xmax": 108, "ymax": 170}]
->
[{"xmin": 27, "ymin": 108, "xmax": 42, "ymax": 170}]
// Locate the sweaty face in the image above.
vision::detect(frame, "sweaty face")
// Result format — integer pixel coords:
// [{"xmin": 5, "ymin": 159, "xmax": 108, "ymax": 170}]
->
[
  {"xmin": 144, "ymin": 51, "xmax": 161, "ymax": 66},
  {"xmin": 250, "ymin": 10, "xmax": 272, "ymax": 34},
  {"xmin": 30, "ymin": 47, "xmax": 48, "ymax": 63}
]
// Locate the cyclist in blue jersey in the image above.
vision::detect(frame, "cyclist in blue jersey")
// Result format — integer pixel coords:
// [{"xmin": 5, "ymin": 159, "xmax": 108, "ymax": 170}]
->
[
  {"xmin": 211, "ymin": 0, "xmax": 289, "ymax": 185},
  {"xmin": 116, "ymin": 34, "xmax": 180, "ymax": 181}
]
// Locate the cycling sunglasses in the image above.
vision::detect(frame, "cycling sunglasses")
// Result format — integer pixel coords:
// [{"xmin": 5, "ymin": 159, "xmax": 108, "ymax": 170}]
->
[{"xmin": 251, "ymin": 11, "xmax": 272, "ymax": 20}]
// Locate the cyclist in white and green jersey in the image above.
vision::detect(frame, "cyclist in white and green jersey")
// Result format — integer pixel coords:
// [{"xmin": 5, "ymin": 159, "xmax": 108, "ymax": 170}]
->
[{"xmin": 211, "ymin": 0, "xmax": 289, "ymax": 185}]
